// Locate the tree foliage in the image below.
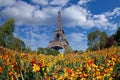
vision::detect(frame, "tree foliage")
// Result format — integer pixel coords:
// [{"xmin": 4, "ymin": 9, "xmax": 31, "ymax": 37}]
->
[
  {"xmin": 1, "ymin": 18, "xmax": 14, "ymax": 35},
  {"xmin": 99, "ymin": 31, "xmax": 107, "ymax": 49},
  {"xmin": 87, "ymin": 30, "xmax": 107, "ymax": 51},
  {"xmin": 37, "ymin": 47, "xmax": 60, "ymax": 56},
  {"xmin": 106, "ymin": 36, "xmax": 114, "ymax": 48},
  {"xmin": 0, "ymin": 18, "xmax": 25, "ymax": 50},
  {"xmin": 87, "ymin": 27, "xmax": 120, "ymax": 51},
  {"xmin": 113, "ymin": 27, "xmax": 120, "ymax": 46},
  {"xmin": 64, "ymin": 46, "xmax": 73, "ymax": 54}
]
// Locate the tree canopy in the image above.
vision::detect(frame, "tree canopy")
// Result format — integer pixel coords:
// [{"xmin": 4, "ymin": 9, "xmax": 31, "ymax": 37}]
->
[
  {"xmin": 87, "ymin": 27, "xmax": 120, "ymax": 51},
  {"xmin": 0, "ymin": 18, "xmax": 25, "ymax": 50},
  {"xmin": 87, "ymin": 30, "xmax": 107, "ymax": 51},
  {"xmin": 113, "ymin": 27, "xmax": 120, "ymax": 46}
]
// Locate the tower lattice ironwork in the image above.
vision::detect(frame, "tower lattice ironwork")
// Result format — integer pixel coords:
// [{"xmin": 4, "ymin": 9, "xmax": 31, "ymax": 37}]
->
[{"xmin": 48, "ymin": 11, "xmax": 69, "ymax": 51}]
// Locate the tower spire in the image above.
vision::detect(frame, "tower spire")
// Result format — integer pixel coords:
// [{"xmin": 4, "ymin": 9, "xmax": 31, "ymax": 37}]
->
[{"xmin": 56, "ymin": 11, "xmax": 62, "ymax": 30}]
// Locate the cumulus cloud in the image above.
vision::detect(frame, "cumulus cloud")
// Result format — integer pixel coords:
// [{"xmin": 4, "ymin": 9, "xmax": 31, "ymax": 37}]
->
[
  {"xmin": 0, "ymin": 0, "xmax": 16, "ymax": 7},
  {"xmin": 50, "ymin": 0, "xmax": 69, "ymax": 6},
  {"xmin": 78, "ymin": 0, "xmax": 91, "ymax": 6},
  {"xmin": 0, "ymin": 0, "xmax": 119, "ymax": 31},
  {"xmin": 0, "ymin": 1, "xmax": 62, "ymax": 26},
  {"xmin": 33, "ymin": 6, "xmax": 61, "ymax": 26},
  {"xmin": 0, "ymin": 1, "xmax": 36, "ymax": 26},
  {"xmin": 62, "ymin": 5, "xmax": 89, "ymax": 27},
  {"xmin": 66, "ymin": 32, "xmax": 87, "ymax": 50},
  {"xmin": 31, "ymin": 0, "xmax": 48, "ymax": 5},
  {"xmin": 67, "ymin": 32, "xmax": 87, "ymax": 42},
  {"xmin": 22, "ymin": 33, "xmax": 49, "ymax": 50},
  {"xmin": 104, "ymin": 7, "xmax": 120, "ymax": 19},
  {"xmin": 92, "ymin": 14, "xmax": 118, "ymax": 30},
  {"xmin": 14, "ymin": 26, "xmax": 51, "ymax": 50},
  {"xmin": 62, "ymin": 5, "xmax": 119, "ymax": 31}
]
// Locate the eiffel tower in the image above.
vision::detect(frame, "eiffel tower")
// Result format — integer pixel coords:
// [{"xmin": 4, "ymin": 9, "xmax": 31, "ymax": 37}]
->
[{"xmin": 48, "ymin": 11, "xmax": 69, "ymax": 51}]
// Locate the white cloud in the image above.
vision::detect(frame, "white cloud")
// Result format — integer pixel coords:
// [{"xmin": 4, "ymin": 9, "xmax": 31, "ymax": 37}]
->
[
  {"xmin": 14, "ymin": 26, "xmax": 51, "ymax": 50},
  {"xmin": 78, "ymin": 0, "xmax": 91, "ymax": 6},
  {"xmin": 104, "ymin": 7, "xmax": 120, "ymax": 19},
  {"xmin": 93, "ymin": 14, "xmax": 110, "ymax": 29},
  {"xmin": 0, "ymin": 1, "xmax": 36, "ymax": 26},
  {"xmin": 33, "ymin": 6, "xmax": 61, "ymax": 26},
  {"xmin": 22, "ymin": 33, "xmax": 49, "ymax": 50},
  {"xmin": 0, "ymin": 0, "xmax": 16, "ymax": 7},
  {"xmin": 31, "ymin": 0, "xmax": 48, "ymax": 5},
  {"xmin": 92, "ymin": 13, "xmax": 118, "ymax": 31},
  {"xmin": 34, "ymin": 10, "xmax": 48, "ymax": 21},
  {"xmin": 50, "ymin": 0, "xmax": 69, "ymax": 6},
  {"xmin": 67, "ymin": 32, "xmax": 87, "ymax": 42},
  {"xmin": 62, "ymin": 5, "xmax": 119, "ymax": 31},
  {"xmin": 0, "ymin": 0, "xmax": 119, "ymax": 31},
  {"xmin": 63, "ymin": 5, "xmax": 89, "ymax": 27},
  {"xmin": 66, "ymin": 32, "xmax": 87, "ymax": 50},
  {"xmin": 0, "ymin": 1, "xmax": 61, "ymax": 26}
]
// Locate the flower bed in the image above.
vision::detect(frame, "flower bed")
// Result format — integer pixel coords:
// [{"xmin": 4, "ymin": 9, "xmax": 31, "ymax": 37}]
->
[{"xmin": 0, "ymin": 47, "xmax": 120, "ymax": 80}]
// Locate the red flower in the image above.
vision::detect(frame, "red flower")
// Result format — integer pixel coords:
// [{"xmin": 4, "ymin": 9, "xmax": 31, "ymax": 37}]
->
[
  {"xmin": 88, "ymin": 59, "xmax": 93, "ymax": 66},
  {"xmin": 37, "ymin": 60, "xmax": 43, "ymax": 66},
  {"xmin": 30, "ymin": 59, "xmax": 35, "ymax": 66},
  {"xmin": 0, "ymin": 67, "xmax": 2, "ymax": 73},
  {"xmin": 66, "ymin": 68, "xmax": 71, "ymax": 74}
]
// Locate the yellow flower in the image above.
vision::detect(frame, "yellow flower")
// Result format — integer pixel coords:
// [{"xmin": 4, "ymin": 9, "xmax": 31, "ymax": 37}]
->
[
  {"xmin": 64, "ymin": 72, "xmax": 69, "ymax": 77},
  {"xmin": 71, "ymin": 72, "xmax": 75, "ymax": 77},
  {"xmin": 96, "ymin": 76, "xmax": 103, "ymax": 79},
  {"xmin": 42, "ymin": 67, "xmax": 45, "ymax": 71},
  {"xmin": 81, "ymin": 78, "xmax": 86, "ymax": 80},
  {"xmin": 85, "ymin": 64, "xmax": 91, "ymax": 72},
  {"xmin": 32, "ymin": 64, "xmax": 40, "ymax": 72}
]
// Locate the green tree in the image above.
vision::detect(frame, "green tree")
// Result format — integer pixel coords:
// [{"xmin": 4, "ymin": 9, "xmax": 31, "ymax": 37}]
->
[
  {"xmin": 78, "ymin": 50, "xmax": 83, "ymax": 54},
  {"xmin": 3, "ymin": 33, "xmax": 25, "ymax": 51},
  {"xmin": 64, "ymin": 46, "xmax": 73, "ymax": 54},
  {"xmin": 87, "ymin": 30, "xmax": 107, "ymax": 51},
  {"xmin": 1, "ymin": 18, "xmax": 14, "ymax": 35},
  {"xmin": 113, "ymin": 27, "xmax": 120, "ymax": 46},
  {"xmin": 37, "ymin": 47, "xmax": 45, "ymax": 54},
  {"xmin": 99, "ymin": 31, "xmax": 107, "ymax": 49},
  {"xmin": 12, "ymin": 37, "xmax": 25, "ymax": 50},
  {"xmin": 0, "ymin": 18, "xmax": 15, "ymax": 47},
  {"xmin": 24, "ymin": 47, "xmax": 31, "ymax": 53},
  {"xmin": 45, "ymin": 48, "xmax": 59, "ymax": 56},
  {"xmin": 0, "ymin": 18, "xmax": 25, "ymax": 50},
  {"xmin": 0, "ymin": 28, "xmax": 4, "ymax": 46},
  {"xmin": 37, "ymin": 47, "xmax": 60, "ymax": 56},
  {"xmin": 87, "ymin": 30, "xmax": 100, "ymax": 51},
  {"xmin": 106, "ymin": 36, "xmax": 114, "ymax": 48}
]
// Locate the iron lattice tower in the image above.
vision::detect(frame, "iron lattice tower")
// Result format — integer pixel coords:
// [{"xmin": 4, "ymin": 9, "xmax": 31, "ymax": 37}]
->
[{"xmin": 48, "ymin": 11, "xmax": 69, "ymax": 51}]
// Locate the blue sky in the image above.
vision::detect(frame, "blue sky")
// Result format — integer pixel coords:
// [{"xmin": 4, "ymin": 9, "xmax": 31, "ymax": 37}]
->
[{"xmin": 0, "ymin": 0, "xmax": 120, "ymax": 51}]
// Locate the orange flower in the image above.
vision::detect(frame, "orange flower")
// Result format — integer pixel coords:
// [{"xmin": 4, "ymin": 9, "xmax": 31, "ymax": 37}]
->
[
  {"xmin": 11, "ymin": 76, "xmax": 15, "ymax": 80},
  {"xmin": 0, "ymin": 66, "xmax": 2, "ymax": 73},
  {"xmin": 88, "ymin": 59, "xmax": 93, "ymax": 66},
  {"xmin": 79, "ymin": 73, "xmax": 84, "ymax": 78},
  {"xmin": 8, "ymin": 72, "xmax": 14, "ymax": 76}
]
